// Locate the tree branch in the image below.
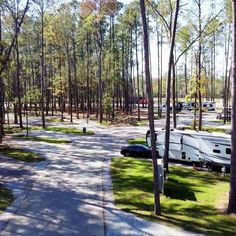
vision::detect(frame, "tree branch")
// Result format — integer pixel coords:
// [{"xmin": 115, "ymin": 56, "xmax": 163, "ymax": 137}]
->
[
  {"xmin": 174, "ymin": 8, "xmax": 223, "ymax": 65},
  {"xmin": 0, "ymin": 0, "xmax": 30, "ymax": 75},
  {"xmin": 145, "ymin": 0, "xmax": 170, "ymax": 33}
]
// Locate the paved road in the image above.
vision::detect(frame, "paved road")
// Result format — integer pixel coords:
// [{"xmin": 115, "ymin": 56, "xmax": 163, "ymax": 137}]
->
[{"xmin": 0, "ymin": 120, "xmax": 203, "ymax": 236}]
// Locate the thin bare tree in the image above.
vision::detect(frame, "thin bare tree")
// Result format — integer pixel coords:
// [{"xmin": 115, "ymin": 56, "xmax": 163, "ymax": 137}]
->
[
  {"xmin": 227, "ymin": 0, "xmax": 236, "ymax": 214},
  {"xmin": 163, "ymin": 0, "xmax": 180, "ymax": 172},
  {"xmin": 140, "ymin": 0, "xmax": 161, "ymax": 216}
]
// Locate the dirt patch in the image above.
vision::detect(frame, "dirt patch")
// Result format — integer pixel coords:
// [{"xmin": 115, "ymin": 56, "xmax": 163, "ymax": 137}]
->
[{"xmin": 89, "ymin": 110, "xmax": 151, "ymax": 126}]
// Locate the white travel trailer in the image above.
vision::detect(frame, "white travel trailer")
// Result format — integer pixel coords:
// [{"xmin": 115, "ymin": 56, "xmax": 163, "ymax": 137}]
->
[
  {"xmin": 202, "ymin": 101, "xmax": 216, "ymax": 111},
  {"xmin": 146, "ymin": 129, "xmax": 231, "ymax": 169}
]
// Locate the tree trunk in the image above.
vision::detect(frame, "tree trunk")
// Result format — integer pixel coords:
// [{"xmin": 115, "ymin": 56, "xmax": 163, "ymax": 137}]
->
[
  {"xmin": 0, "ymin": 75, "xmax": 4, "ymax": 144},
  {"xmin": 157, "ymin": 24, "xmax": 161, "ymax": 118},
  {"xmin": 224, "ymin": 24, "xmax": 231, "ymax": 124},
  {"xmin": 0, "ymin": 11, "xmax": 4, "ymax": 144},
  {"xmin": 160, "ymin": 27, "xmax": 163, "ymax": 117},
  {"xmin": 129, "ymin": 29, "xmax": 134, "ymax": 116},
  {"xmin": 227, "ymin": 0, "xmax": 236, "ymax": 214},
  {"xmin": 86, "ymin": 32, "xmax": 90, "ymax": 120},
  {"xmin": 140, "ymin": 0, "xmax": 161, "ymax": 216},
  {"xmin": 71, "ymin": 20, "xmax": 79, "ymax": 120},
  {"xmin": 197, "ymin": 0, "xmax": 202, "ymax": 131},
  {"xmin": 41, "ymin": 5, "xmax": 46, "ymax": 129},
  {"xmin": 121, "ymin": 37, "xmax": 127, "ymax": 113},
  {"xmin": 135, "ymin": 19, "xmax": 140, "ymax": 121},
  {"xmin": 172, "ymin": 58, "xmax": 177, "ymax": 128},
  {"xmin": 164, "ymin": 0, "xmax": 180, "ymax": 172},
  {"xmin": 15, "ymin": 31, "xmax": 23, "ymax": 128},
  {"xmin": 184, "ymin": 52, "xmax": 188, "ymax": 96},
  {"xmin": 98, "ymin": 24, "xmax": 103, "ymax": 123},
  {"xmin": 66, "ymin": 41, "xmax": 73, "ymax": 123}
]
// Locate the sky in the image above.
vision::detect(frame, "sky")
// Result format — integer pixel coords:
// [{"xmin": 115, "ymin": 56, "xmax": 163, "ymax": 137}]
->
[{"xmin": 119, "ymin": 0, "xmax": 133, "ymax": 4}]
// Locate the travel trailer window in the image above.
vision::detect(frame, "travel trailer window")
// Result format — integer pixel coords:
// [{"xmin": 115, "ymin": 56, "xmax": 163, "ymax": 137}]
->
[
  {"xmin": 226, "ymin": 148, "xmax": 231, "ymax": 155},
  {"xmin": 213, "ymin": 149, "xmax": 221, "ymax": 153}
]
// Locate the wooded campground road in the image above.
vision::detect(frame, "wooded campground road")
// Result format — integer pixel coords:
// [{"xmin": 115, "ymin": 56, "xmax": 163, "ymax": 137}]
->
[{"xmin": 0, "ymin": 120, "xmax": 203, "ymax": 236}]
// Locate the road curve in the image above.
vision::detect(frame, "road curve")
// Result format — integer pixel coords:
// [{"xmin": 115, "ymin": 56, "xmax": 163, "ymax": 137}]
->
[{"xmin": 0, "ymin": 122, "xmax": 202, "ymax": 236}]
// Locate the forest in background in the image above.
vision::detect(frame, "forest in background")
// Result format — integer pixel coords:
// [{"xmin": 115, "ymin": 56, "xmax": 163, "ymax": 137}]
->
[{"xmin": 0, "ymin": 0, "xmax": 232, "ymax": 130}]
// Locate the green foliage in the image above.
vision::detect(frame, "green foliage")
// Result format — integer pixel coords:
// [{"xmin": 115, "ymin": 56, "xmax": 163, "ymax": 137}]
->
[
  {"xmin": 4, "ymin": 126, "xmax": 24, "ymax": 134},
  {"xmin": 185, "ymin": 75, "xmax": 197, "ymax": 101},
  {"xmin": 0, "ymin": 186, "xmax": 14, "ymax": 214},
  {"xmin": 5, "ymin": 126, "xmax": 43, "ymax": 135},
  {"xmin": 0, "ymin": 147, "xmax": 45, "ymax": 162},
  {"xmin": 0, "ymin": 0, "xmax": 229, "ymax": 129},
  {"xmin": 52, "ymin": 75, "xmax": 68, "ymax": 96},
  {"xmin": 225, "ymin": 0, "xmax": 232, "ymax": 23},
  {"xmin": 111, "ymin": 158, "xmax": 234, "ymax": 236},
  {"xmin": 46, "ymin": 126, "xmax": 95, "ymax": 135},
  {"xmin": 177, "ymin": 25, "xmax": 191, "ymax": 49},
  {"xmin": 14, "ymin": 135, "xmax": 71, "ymax": 144},
  {"xmin": 103, "ymin": 92, "xmax": 112, "ymax": 116},
  {"xmin": 204, "ymin": 18, "xmax": 221, "ymax": 35},
  {"xmin": 23, "ymin": 86, "xmax": 41, "ymax": 104},
  {"xmin": 136, "ymin": 121, "xmax": 148, "ymax": 126},
  {"xmin": 127, "ymin": 138, "xmax": 147, "ymax": 145}
]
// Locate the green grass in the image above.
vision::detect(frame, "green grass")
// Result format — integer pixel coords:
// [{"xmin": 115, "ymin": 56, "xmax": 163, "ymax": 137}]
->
[
  {"xmin": 0, "ymin": 147, "xmax": 45, "ymax": 162},
  {"xmin": 45, "ymin": 117, "xmax": 63, "ymax": 123},
  {"xmin": 111, "ymin": 158, "xmax": 236, "ymax": 236},
  {"xmin": 183, "ymin": 125, "xmax": 227, "ymax": 133},
  {"xmin": 136, "ymin": 121, "xmax": 148, "ymax": 126},
  {"xmin": 5, "ymin": 125, "xmax": 94, "ymax": 136},
  {"xmin": 46, "ymin": 126, "xmax": 95, "ymax": 135},
  {"xmin": 5, "ymin": 126, "xmax": 24, "ymax": 134},
  {"xmin": 210, "ymin": 120, "xmax": 231, "ymax": 124},
  {"xmin": 0, "ymin": 186, "xmax": 14, "ymax": 213},
  {"xmin": 14, "ymin": 135, "xmax": 71, "ymax": 144},
  {"xmin": 5, "ymin": 126, "xmax": 42, "ymax": 135},
  {"xmin": 127, "ymin": 138, "xmax": 147, "ymax": 145}
]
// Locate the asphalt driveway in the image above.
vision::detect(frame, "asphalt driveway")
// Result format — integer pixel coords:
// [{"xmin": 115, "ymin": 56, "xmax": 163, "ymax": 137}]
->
[{"xmin": 0, "ymin": 120, "xmax": 202, "ymax": 236}]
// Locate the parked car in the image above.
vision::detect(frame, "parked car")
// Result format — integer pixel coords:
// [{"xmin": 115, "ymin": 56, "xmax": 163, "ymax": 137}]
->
[{"xmin": 120, "ymin": 144, "xmax": 152, "ymax": 158}]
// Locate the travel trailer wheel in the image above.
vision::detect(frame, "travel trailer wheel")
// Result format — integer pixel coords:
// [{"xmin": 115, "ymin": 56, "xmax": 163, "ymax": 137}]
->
[{"xmin": 201, "ymin": 162, "xmax": 208, "ymax": 168}]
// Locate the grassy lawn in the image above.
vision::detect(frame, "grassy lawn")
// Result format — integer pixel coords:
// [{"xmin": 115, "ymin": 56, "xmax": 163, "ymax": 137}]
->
[
  {"xmin": 46, "ymin": 126, "xmax": 94, "ymax": 135},
  {"xmin": 45, "ymin": 117, "xmax": 63, "ymax": 123},
  {"xmin": 14, "ymin": 135, "xmax": 71, "ymax": 144},
  {"xmin": 4, "ymin": 126, "xmax": 94, "ymax": 136},
  {"xmin": 136, "ymin": 121, "xmax": 148, "ymax": 126},
  {"xmin": 5, "ymin": 126, "xmax": 25, "ymax": 134},
  {"xmin": 183, "ymin": 125, "xmax": 227, "ymax": 133},
  {"xmin": 0, "ymin": 186, "xmax": 14, "ymax": 213},
  {"xmin": 111, "ymin": 157, "xmax": 236, "ymax": 236},
  {"xmin": 5, "ymin": 126, "xmax": 43, "ymax": 135},
  {"xmin": 210, "ymin": 120, "xmax": 231, "ymax": 124},
  {"xmin": 127, "ymin": 138, "xmax": 147, "ymax": 145},
  {"xmin": 0, "ymin": 147, "xmax": 45, "ymax": 162}
]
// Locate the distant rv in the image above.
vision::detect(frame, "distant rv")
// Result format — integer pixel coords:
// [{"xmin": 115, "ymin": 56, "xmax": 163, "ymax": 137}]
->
[
  {"xmin": 182, "ymin": 101, "xmax": 216, "ymax": 111},
  {"xmin": 202, "ymin": 101, "xmax": 216, "ymax": 111},
  {"xmin": 146, "ymin": 129, "xmax": 231, "ymax": 170}
]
